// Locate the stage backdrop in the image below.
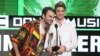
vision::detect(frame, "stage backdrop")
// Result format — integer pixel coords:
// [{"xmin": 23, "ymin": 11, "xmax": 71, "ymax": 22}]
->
[
  {"xmin": 0, "ymin": 0, "xmax": 100, "ymax": 16},
  {"xmin": 0, "ymin": 16, "xmax": 100, "ymax": 56},
  {"xmin": 0, "ymin": 0, "xmax": 100, "ymax": 56}
]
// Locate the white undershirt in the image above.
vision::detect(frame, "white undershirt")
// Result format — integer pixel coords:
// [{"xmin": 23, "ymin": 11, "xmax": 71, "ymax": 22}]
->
[{"xmin": 37, "ymin": 23, "xmax": 45, "ymax": 47}]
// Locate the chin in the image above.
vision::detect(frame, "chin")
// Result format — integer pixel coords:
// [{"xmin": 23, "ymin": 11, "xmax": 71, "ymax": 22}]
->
[
  {"xmin": 47, "ymin": 23, "xmax": 51, "ymax": 25},
  {"xmin": 57, "ymin": 17, "xmax": 63, "ymax": 20},
  {"xmin": 49, "ymin": 23, "xmax": 52, "ymax": 25},
  {"xmin": 49, "ymin": 22, "xmax": 53, "ymax": 24}
]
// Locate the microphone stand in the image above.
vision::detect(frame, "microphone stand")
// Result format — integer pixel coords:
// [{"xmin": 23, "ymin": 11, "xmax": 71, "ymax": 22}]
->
[
  {"xmin": 56, "ymin": 24, "xmax": 58, "ymax": 56},
  {"xmin": 52, "ymin": 24, "xmax": 59, "ymax": 56}
]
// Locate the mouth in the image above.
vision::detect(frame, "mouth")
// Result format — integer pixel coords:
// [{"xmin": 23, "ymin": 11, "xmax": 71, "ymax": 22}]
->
[{"xmin": 49, "ymin": 21, "xmax": 53, "ymax": 24}]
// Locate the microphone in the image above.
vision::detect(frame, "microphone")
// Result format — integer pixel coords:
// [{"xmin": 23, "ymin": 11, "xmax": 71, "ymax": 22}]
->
[
  {"xmin": 55, "ymin": 24, "xmax": 58, "ymax": 29},
  {"xmin": 52, "ymin": 24, "xmax": 59, "ymax": 52}
]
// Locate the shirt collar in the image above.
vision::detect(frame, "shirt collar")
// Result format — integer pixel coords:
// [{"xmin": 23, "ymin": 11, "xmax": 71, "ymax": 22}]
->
[
  {"xmin": 40, "ymin": 23, "xmax": 45, "ymax": 36},
  {"xmin": 54, "ymin": 18, "xmax": 67, "ymax": 25}
]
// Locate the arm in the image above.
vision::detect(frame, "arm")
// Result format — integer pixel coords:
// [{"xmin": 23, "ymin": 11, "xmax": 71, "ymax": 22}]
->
[
  {"xmin": 11, "ymin": 22, "xmax": 32, "ymax": 56},
  {"xmin": 12, "ymin": 42, "xmax": 20, "ymax": 56},
  {"xmin": 64, "ymin": 19, "xmax": 78, "ymax": 52},
  {"xmin": 44, "ymin": 32, "xmax": 52, "ymax": 54},
  {"xmin": 57, "ymin": 19, "xmax": 78, "ymax": 53}
]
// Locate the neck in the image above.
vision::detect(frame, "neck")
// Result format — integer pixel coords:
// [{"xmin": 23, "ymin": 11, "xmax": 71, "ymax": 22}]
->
[
  {"xmin": 40, "ymin": 19, "xmax": 49, "ymax": 32},
  {"xmin": 56, "ymin": 18, "xmax": 64, "ymax": 27}
]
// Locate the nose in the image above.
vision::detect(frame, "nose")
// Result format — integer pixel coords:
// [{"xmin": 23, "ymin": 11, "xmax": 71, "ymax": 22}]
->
[
  {"xmin": 50, "ymin": 18, "xmax": 54, "ymax": 23},
  {"xmin": 51, "ymin": 17, "xmax": 54, "ymax": 21}
]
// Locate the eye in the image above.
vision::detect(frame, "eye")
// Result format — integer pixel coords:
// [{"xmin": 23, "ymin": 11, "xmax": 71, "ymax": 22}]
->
[
  {"xmin": 62, "ymin": 10, "xmax": 65, "ymax": 12},
  {"xmin": 56, "ymin": 9, "xmax": 60, "ymax": 12}
]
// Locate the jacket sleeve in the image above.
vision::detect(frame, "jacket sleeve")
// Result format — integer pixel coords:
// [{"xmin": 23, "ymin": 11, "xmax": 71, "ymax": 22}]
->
[{"xmin": 11, "ymin": 22, "xmax": 33, "ymax": 45}]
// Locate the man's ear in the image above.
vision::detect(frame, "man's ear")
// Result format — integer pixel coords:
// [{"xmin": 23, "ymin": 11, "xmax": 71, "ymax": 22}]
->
[{"xmin": 42, "ymin": 14, "xmax": 45, "ymax": 19}]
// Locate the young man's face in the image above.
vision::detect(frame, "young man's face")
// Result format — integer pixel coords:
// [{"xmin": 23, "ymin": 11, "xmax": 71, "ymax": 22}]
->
[
  {"xmin": 56, "ymin": 7, "xmax": 65, "ymax": 20},
  {"xmin": 44, "ymin": 10, "xmax": 55, "ymax": 25}
]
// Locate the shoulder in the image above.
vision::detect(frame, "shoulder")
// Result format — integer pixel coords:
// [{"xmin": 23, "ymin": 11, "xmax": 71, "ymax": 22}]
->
[
  {"xmin": 65, "ymin": 18, "xmax": 76, "ymax": 27},
  {"xmin": 22, "ymin": 20, "xmax": 40, "ymax": 31}
]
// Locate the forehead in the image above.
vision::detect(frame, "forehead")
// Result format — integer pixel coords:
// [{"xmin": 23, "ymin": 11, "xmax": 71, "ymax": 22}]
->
[
  {"xmin": 46, "ymin": 10, "xmax": 55, "ymax": 15},
  {"xmin": 56, "ymin": 7, "xmax": 65, "ymax": 10}
]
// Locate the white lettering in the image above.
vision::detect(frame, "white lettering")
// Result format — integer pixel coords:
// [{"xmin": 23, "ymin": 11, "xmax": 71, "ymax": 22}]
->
[
  {"xmin": 97, "ymin": 18, "xmax": 99, "ymax": 27},
  {"xmin": 23, "ymin": 17, "xmax": 32, "ymax": 24},
  {"xmin": 3, "ymin": 35, "xmax": 12, "ymax": 51},
  {"xmin": 0, "ymin": 15, "xmax": 9, "ymax": 29},
  {"xmin": 0, "ymin": 35, "xmax": 1, "ymax": 51},
  {"xmin": 13, "ymin": 17, "xmax": 22, "ymax": 26},
  {"xmin": 87, "ymin": 18, "xmax": 96, "ymax": 27},
  {"xmin": 78, "ymin": 35, "xmax": 88, "ymax": 52},
  {"xmin": 77, "ymin": 18, "xmax": 86, "ymax": 27},
  {"xmin": 91, "ymin": 36, "xmax": 100, "ymax": 52}
]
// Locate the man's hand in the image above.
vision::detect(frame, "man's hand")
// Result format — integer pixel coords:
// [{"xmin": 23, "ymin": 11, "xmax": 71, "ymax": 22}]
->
[
  {"xmin": 16, "ymin": 53, "xmax": 20, "ymax": 56},
  {"xmin": 12, "ymin": 42, "xmax": 20, "ymax": 56},
  {"xmin": 57, "ymin": 46, "xmax": 66, "ymax": 54},
  {"xmin": 46, "ymin": 47, "xmax": 52, "ymax": 54}
]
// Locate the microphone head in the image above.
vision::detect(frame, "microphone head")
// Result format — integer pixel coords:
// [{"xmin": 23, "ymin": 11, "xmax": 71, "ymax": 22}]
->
[{"xmin": 55, "ymin": 24, "xmax": 58, "ymax": 28}]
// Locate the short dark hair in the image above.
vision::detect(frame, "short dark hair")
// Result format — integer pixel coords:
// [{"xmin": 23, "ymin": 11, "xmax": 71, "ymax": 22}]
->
[
  {"xmin": 55, "ymin": 1, "xmax": 66, "ymax": 10},
  {"xmin": 42, "ymin": 7, "xmax": 55, "ymax": 15}
]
